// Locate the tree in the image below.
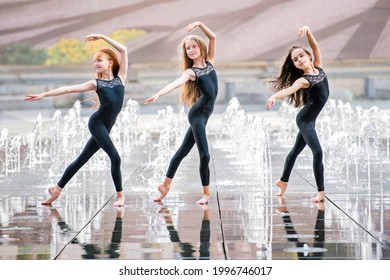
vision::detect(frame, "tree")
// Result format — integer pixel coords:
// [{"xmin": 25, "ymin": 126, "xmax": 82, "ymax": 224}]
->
[
  {"xmin": 45, "ymin": 38, "xmax": 88, "ymax": 65},
  {"xmin": 0, "ymin": 42, "xmax": 46, "ymax": 64},
  {"xmin": 46, "ymin": 28, "xmax": 146, "ymax": 65}
]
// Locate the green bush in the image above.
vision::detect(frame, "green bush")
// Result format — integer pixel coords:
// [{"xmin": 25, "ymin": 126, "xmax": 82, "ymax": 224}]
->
[
  {"xmin": 0, "ymin": 42, "xmax": 47, "ymax": 64},
  {"xmin": 0, "ymin": 28, "xmax": 146, "ymax": 65}
]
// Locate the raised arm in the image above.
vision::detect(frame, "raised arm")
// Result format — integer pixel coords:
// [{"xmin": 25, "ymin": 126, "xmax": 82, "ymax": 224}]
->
[
  {"xmin": 25, "ymin": 80, "xmax": 96, "ymax": 101},
  {"xmin": 298, "ymin": 26, "xmax": 322, "ymax": 68},
  {"xmin": 144, "ymin": 69, "xmax": 194, "ymax": 104},
  {"xmin": 84, "ymin": 34, "xmax": 128, "ymax": 82},
  {"xmin": 186, "ymin": 21, "xmax": 216, "ymax": 64},
  {"xmin": 265, "ymin": 78, "xmax": 309, "ymax": 110}
]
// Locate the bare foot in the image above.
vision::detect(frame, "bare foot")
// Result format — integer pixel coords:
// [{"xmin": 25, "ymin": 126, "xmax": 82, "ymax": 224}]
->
[
  {"xmin": 116, "ymin": 207, "xmax": 125, "ymax": 219},
  {"xmin": 158, "ymin": 206, "xmax": 170, "ymax": 215},
  {"xmin": 158, "ymin": 207, "xmax": 173, "ymax": 224},
  {"xmin": 46, "ymin": 207, "xmax": 61, "ymax": 222},
  {"xmin": 311, "ymin": 191, "xmax": 325, "ymax": 203},
  {"xmin": 114, "ymin": 195, "xmax": 125, "ymax": 207},
  {"xmin": 42, "ymin": 185, "xmax": 62, "ymax": 205},
  {"xmin": 196, "ymin": 194, "xmax": 210, "ymax": 205},
  {"xmin": 47, "ymin": 185, "xmax": 56, "ymax": 195},
  {"xmin": 314, "ymin": 201, "xmax": 325, "ymax": 211},
  {"xmin": 276, "ymin": 197, "xmax": 288, "ymax": 213},
  {"xmin": 154, "ymin": 184, "xmax": 170, "ymax": 202},
  {"xmin": 275, "ymin": 180, "xmax": 288, "ymax": 196},
  {"xmin": 197, "ymin": 203, "xmax": 210, "ymax": 211}
]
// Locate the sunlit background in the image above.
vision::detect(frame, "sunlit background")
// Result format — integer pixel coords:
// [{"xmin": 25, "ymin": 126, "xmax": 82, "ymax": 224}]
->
[
  {"xmin": 0, "ymin": 0, "xmax": 389, "ymax": 110},
  {"xmin": 0, "ymin": 0, "xmax": 389, "ymax": 262}
]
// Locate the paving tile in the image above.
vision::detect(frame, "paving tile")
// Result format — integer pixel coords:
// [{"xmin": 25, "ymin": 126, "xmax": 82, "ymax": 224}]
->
[{"xmin": 0, "ymin": 105, "xmax": 389, "ymax": 262}]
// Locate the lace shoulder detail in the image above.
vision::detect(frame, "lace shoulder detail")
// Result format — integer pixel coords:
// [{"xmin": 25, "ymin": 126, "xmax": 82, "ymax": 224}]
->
[
  {"xmin": 96, "ymin": 76, "xmax": 123, "ymax": 90},
  {"xmin": 192, "ymin": 61, "xmax": 214, "ymax": 78},
  {"xmin": 302, "ymin": 67, "xmax": 326, "ymax": 88}
]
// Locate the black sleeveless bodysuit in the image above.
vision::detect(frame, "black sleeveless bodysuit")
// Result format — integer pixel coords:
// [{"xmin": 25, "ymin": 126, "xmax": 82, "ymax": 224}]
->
[
  {"xmin": 57, "ymin": 76, "xmax": 124, "ymax": 192},
  {"xmin": 281, "ymin": 67, "xmax": 329, "ymax": 191},
  {"xmin": 166, "ymin": 61, "xmax": 218, "ymax": 186}
]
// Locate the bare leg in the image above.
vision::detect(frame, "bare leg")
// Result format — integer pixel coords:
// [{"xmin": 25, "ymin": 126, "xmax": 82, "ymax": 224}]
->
[
  {"xmin": 311, "ymin": 191, "xmax": 325, "ymax": 203},
  {"xmin": 42, "ymin": 185, "xmax": 63, "ymax": 205},
  {"xmin": 196, "ymin": 186, "xmax": 210, "ymax": 205},
  {"xmin": 114, "ymin": 191, "xmax": 125, "ymax": 207},
  {"xmin": 275, "ymin": 180, "xmax": 288, "ymax": 196},
  {"xmin": 154, "ymin": 177, "xmax": 172, "ymax": 202}
]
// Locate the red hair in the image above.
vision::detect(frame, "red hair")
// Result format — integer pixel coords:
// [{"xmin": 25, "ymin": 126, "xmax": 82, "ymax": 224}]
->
[{"xmin": 94, "ymin": 48, "xmax": 120, "ymax": 79}]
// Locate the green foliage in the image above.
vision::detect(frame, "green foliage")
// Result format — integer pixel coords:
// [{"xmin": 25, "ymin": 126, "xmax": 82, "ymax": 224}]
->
[
  {"xmin": 0, "ymin": 42, "xmax": 47, "ymax": 64},
  {"xmin": 0, "ymin": 28, "xmax": 145, "ymax": 65}
]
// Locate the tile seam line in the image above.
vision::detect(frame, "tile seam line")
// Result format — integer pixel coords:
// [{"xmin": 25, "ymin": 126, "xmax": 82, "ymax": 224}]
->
[
  {"xmin": 211, "ymin": 156, "xmax": 228, "ymax": 260},
  {"xmin": 295, "ymin": 170, "xmax": 390, "ymax": 251},
  {"xmin": 53, "ymin": 196, "xmax": 114, "ymax": 260},
  {"xmin": 53, "ymin": 166, "xmax": 141, "ymax": 260}
]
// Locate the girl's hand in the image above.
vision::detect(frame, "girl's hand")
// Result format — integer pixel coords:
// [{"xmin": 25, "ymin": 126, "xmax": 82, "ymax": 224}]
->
[
  {"xmin": 25, "ymin": 94, "xmax": 44, "ymax": 101},
  {"xmin": 185, "ymin": 21, "xmax": 201, "ymax": 32},
  {"xmin": 83, "ymin": 34, "xmax": 103, "ymax": 42},
  {"xmin": 265, "ymin": 95, "xmax": 277, "ymax": 111},
  {"xmin": 144, "ymin": 93, "xmax": 159, "ymax": 105},
  {"xmin": 298, "ymin": 26, "xmax": 311, "ymax": 37}
]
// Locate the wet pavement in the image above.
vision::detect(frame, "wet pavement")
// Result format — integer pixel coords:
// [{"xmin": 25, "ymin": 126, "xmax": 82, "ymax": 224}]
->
[{"xmin": 0, "ymin": 101, "xmax": 389, "ymax": 262}]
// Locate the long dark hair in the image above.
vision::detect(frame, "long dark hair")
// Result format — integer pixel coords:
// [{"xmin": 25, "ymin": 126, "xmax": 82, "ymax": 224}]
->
[{"xmin": 270, "ymin": 45, "xmax": 312, "ymax": 108}]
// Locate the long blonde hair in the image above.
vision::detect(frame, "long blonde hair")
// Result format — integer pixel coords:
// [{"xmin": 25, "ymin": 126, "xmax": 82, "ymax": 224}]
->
[
  {"xmin": 178, "ymin": 35, "xmax": 208, "ymax": 107},
  {"xmin": 90, "ymin": 48, "xmax": 121, "ymax": 108}
]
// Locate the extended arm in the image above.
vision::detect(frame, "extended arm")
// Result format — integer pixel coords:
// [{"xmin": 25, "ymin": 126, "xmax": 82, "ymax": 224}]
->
[
  {"xmin": 84, "ymin": 34, "xmax": 128, "ymax": 81},
  {"xmin": 298, "ymin": 26, "xmax": 322, "ymax": 68},
  {"xmin": 186, "ymin": 21, "xmax": 216, "ymax": 64},
  {"xmin": 266, "ymin": 78, "xmax": 309, "ymax": 110},
  {"xmin": 144, "ymin": 70, "xmax": 193, "ymax": 104},
  {"xmin": 25, "ymin": 80, "xmax": 96, "ymax": 101}
]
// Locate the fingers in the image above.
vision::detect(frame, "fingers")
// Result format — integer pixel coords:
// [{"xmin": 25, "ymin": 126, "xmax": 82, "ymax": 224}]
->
[
  {"xmin": 185, "ymin": 24, "xmax": 194, "ymax": 32},
  {"xmin": 185, "ymin": 21, "xmax": 200, "ymax": 32},
  {"xmin": 25, "ymin": 94, "xmax": 43, "ymax": 101},
  {"xmin": 144, "ymin": 97, "xmax": 156, "ymax": 104},
  {"xmin": 83, "ymin": 34, "xmax": 100, "ymax": 42},
  {"xmin": 25, "ymin": 96, "xmax": 37, "ymax": 101},
  {"xmin": 298, "ymin": 26, "xmax": 310, "ymax": 37},
  {"xmin": 265, "ymin": 99, "xmax": 275, "ymax": 111},
  {"xmin": 83, "ymin": 36, "xmax": 94, "ymax": 42}
]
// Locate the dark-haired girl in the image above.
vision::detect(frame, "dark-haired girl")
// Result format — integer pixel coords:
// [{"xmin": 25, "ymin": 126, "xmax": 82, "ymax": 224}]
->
[{"xmin": 266, "ymin": 26, "xmax": 329, "ymax": 203}]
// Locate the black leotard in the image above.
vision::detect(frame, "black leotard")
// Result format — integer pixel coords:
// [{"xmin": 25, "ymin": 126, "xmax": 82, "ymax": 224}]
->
[
  {"xmin": 166, "ymin": 61, "xmax": 218, "ymax": 186},
  {"xmin": 57, "ymin": 76, "xmax": 124, "ymax": 192},
  {"xmin": 280, "ymin": 67, "xmax": 329, "ymax": 191}
]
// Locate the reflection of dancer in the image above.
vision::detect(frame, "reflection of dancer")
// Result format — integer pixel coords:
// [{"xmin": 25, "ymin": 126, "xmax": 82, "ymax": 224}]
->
[
  {"xmin": 158, "ymin": 205, "xmax": 210, "ymax": 260},
  {"xmin": 144, "ymin": 21, "xmax": 217, "ymax": 205},
  {"xmin": 25, "ymin": 34, "xmax": 127, "ymax": 206},
  {"xmin": 276, "ymin": 198, "xmax": 325, "ymax": 259},
  {"xmin": 47, "ymin": 206, "xmax": 124, "ymax": 259},
  {"xmin": 266, "ymin": 26, "xmax": 329, "ymax": 203}
]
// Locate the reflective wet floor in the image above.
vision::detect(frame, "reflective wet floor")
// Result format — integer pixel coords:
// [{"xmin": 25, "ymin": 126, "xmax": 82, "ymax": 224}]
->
[{"xmin": 0, "ymin": 104, "xmax": 389, "ymax": 260}]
